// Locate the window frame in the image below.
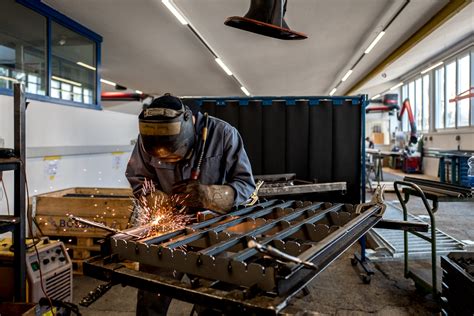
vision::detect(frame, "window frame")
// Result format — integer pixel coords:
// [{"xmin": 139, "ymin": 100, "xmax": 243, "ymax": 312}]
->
[
  {"xmin": 0, "ymin": 0, "xmax": 102, "ymax": 110},
  {"xmin": 433, "ymin": 47, "xmax": 473, "ymax": 131}
]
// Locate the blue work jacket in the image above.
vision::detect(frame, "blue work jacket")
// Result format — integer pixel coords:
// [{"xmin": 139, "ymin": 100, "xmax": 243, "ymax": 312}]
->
[{"xmin": 126, "ymin": 112, "xmax": 256, "ymax": 206}]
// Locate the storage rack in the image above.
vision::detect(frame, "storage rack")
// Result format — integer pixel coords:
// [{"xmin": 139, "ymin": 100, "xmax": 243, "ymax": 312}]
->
[{"xmin": 0, "ymin": 83, "xmax": 27, "ymax": 301}]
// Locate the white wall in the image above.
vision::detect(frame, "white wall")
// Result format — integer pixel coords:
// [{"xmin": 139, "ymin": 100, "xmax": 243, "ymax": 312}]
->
[{"xmin": 0, "ymin": 95, "xmax": 138, "ymax": 215}]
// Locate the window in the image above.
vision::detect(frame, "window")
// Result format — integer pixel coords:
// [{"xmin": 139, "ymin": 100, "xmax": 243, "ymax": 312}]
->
[
  {"xmin": 422, "ymin": 75, "xmax": 430, "ymax": 131},
  {"xmin": 445, "ymin": 61, "xmax": 456, "ymax": 128},
  {"xmin": 401, "ymin": 84, "xmax": 409, "ymax": 131},
  {"xmin": 457, "ymin": 54, "xmax": 470, "ymax": 127},
  {"xmin": 435, "ymin": 67, "xmax": 445, "ymax": 129},
  {"xmin": 0, "ymin": 0, "xmax": 46, "ymax": 95},
  {"xmin": 415, "ymin": 78, "xmax": 422, "ymax": 131},
  {"xmin": 51, "ymin": 21, "xmax": 96, "ymax": 104},
  {"xmin": 0, "ymin": 0, "xmax": 101, "ymax": 108}
]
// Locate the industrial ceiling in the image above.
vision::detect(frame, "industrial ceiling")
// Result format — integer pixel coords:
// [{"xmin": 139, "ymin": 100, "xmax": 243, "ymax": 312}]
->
[{"xmin": 43, "ymin": 0, "xmax": 473, "ymax": 114}]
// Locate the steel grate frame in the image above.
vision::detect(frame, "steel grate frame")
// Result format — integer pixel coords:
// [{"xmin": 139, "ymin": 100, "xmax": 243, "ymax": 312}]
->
[{"xmin": 105, "ymin": 199, "xmax": 383, "ymax": 294}]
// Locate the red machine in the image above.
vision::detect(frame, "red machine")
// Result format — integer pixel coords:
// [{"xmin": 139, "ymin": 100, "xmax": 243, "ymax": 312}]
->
[
  {"xmin": 366, "ymin": 94, "xmax": 399, "ymax": 113},
  {"xmin": 397, "ymin": 98, "xmax": 421, "ymax": 173}
]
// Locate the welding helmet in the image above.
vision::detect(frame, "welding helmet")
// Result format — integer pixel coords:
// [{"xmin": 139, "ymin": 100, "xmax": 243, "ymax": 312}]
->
[{"xmin": 139, "ymin": 94, "xmax": 195, "ymax": 162}]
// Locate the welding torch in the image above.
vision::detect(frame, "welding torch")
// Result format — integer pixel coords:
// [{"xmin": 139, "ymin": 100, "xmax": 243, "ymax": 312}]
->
[
  {"xmin": 190, "ymin": 112, "xmax": 209, "ymax": 181},
  {"xmin": 69, "ymin": 215, "xmax": 142, "ymax": 239}
]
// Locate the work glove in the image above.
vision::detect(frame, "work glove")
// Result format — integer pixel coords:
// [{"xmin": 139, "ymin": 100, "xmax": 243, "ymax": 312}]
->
[{"xmin": 172, "ymin": 179, "xmax": 235, "ymax": 214}]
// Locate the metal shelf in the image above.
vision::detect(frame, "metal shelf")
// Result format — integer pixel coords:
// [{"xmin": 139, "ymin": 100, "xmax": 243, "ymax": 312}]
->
[
  {"xmin": 0, "ymin": 158, "xmax": 21, "ymax": 171},
  {"xmin": 0, "ymin": 84, "xmax": 27, "ymax": 302},
  {"xmin": 0, "ymin": 216, "xmax": 20, "ymax": 234}
]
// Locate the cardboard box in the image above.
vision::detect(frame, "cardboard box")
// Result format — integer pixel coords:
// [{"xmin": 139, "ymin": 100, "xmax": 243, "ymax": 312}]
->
[{"xmin": 372, "ymin": 132, "xmax": 385, "ymax": 145}]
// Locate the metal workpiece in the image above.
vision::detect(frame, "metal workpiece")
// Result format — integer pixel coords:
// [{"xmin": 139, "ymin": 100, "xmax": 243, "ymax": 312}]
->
[
  {"xmin": 84, "ymin": 199, "xmax": 384, "ymax": 314},
  {"xmin": 102, "ymin": 199, "xmax": 383, "ymax": 293},
  {"xmin": 258, "ymin": 182, "xmax": 347, "ymax": 196},
  {"xmin": 253, "ymin": 174, "xmax": 347, "ymax": 197}
]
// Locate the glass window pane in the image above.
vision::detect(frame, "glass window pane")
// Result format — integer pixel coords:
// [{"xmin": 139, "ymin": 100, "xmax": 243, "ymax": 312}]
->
[
  {"xmin": 422, "ymin": 75, "xmax": 429, "ymax": 131},
  {"xmin": 51, "ymin": 21, "xmax": 96, "ymax": 103},
  {"xmin": 457, "ymin": 54, "xmax": 470, "ymax": 127},
  {"xmin": 0, "ymin": 0, "xmax": 46, "ymax": 94},
  {"xmin": 435, "ymin": 67, "xmax": 445, "ymax": 129},
  {"xmin": 401, "ymin": 85, "xmax": 409, "ymax": 131},
  {"xmin": 446, "ymin": 61, "xmax": 456, "ymax": 127},
  {"xmin": 415, "ymin": 78, "xmax": 422, "ymax": 131}
]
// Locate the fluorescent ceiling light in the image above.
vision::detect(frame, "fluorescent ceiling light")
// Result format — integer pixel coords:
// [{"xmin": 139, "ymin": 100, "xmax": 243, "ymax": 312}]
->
[
  {"xmin": 135, "ymin": 90, "xmax": 143, "ymax": 94},
  {"xmin": 162, "ymin": 0, "xmax": 188, "ymax": 25},
  {"xmin": 240, "ymin": 86, "xmax": 250, "ymax": 96},
  {"xmin": 364, "ymin": 31, "xmax": 385, "ymax": 54},
  {"xmin": 0, "ymin": 76, "xmax": 18, "ymax": 83},
  {"xmin": 341, "ymin": 69, "xmax": 353, "ymax": 82},
  {"xmin": 329, "ymin": 88, "xmax": 337, "ymax": 96},
  {"xmin": 390, "ymin": 82, "xmax": 403, "ymax": 91},
  {"xmin": 421, "ymin": 61, "xmax": 443, "ymax": 74},
  {"xmin": 100, "ymin": 78, "xmax": 116, "ymax": 86},
  {"xmin": 215, "ymin": 58, "xmax": 233, "ymax": 76},
  {"xmin": 77, "ymin": 61, "xmax": 96, "ymax": 71},
  {"xmin": 52, "ymin": 75, "xmax": 82, "ymax": 86},
  {"xmin": 371, "ymin": 94, "xmax": 381, "ymax": 100}
]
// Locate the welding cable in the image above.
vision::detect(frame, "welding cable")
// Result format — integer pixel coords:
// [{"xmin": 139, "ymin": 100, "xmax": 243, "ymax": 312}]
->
[
  {"xmin": 21, "ymin": 160, "xmax": 55, "ymax": 316},
  {"xmin": 190, "ymin": 112, "xmax": 209, "ymax": 180},
  {"xmin": 1, "ymin": 177, "xmax": 10, "ymax": 215}
]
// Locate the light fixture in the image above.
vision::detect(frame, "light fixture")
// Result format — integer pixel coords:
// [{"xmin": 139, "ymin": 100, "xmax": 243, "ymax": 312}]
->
[
  {"xmin": 77, "ymin": 62, "xmax": 96, "ymax": 71},
  {"xmin": 240, "ymin": 86, "xmax": 250, "ymax": 96},
  {"xmin": 0, "ymin": 76, "xmax": 18, "ymax": 83},
  {"xmin": 215, "ymin": 58, "xmax": 233, "ymax": 76},
  {"xmin": 371, "ymin": 94, "xmax": 381, "ymax": 100},
  {"xmin": 390, "ymin": 82, "xmax": 403, "ymax": 91},
  {"xmin": 162, "ymin": 0, "xmax": 188, "ymax": 25},
  {"xmin": 364, "ymin": 31, "xmax": 385, "ymax": 54},
  {"xmin": 100, "ymin": 78, "xmax": 117, "ymax": 86},
  {"xmin": 421, "ymin": 61, "xmax": 443, "ymax": 74},
  {"xmin": 135, "ymin": 90, "xmax": 143, "ymax": 94},
  {"xmin": 341, "ymin": 69, "xmax": 353, "ymax": 82},
  {"xmin": 51, "ymin": 75, "xmax": 82, "ymax": 86},
  {"xmin": 329, "ymin": 88, "xmax": 337, "ymax": 96}
]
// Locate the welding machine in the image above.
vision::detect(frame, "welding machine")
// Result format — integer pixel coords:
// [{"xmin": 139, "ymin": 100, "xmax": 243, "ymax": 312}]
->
[{"xmin": 0, "ymin": 238, "xmax": 73, "ymax": 303}]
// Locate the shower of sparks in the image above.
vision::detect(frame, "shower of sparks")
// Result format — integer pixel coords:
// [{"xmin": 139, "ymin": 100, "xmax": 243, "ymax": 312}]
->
[{"xmin": 131, "ymin": 180, "xmax": 193, "ymax": 238}]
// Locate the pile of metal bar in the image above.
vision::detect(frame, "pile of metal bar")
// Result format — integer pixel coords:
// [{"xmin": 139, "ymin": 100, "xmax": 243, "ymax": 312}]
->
[
  {"xmin": 254, "ymin": 173, "xmax": 347, "ymax": 197},
  {"xmin": 404, "ymin": 176, "xmax": 472, "ymax": 198}
]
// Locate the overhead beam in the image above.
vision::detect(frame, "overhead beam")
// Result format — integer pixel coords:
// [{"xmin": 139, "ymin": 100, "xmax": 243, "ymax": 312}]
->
[{"xmin": 346, "ymin": 0, "xmax": 471, "ymax": 95}]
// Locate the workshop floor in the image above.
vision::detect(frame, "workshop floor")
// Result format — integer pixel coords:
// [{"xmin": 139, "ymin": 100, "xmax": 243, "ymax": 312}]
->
[{"xmin": 72, "ymin": 170, "xmax": 473, "ymax": 315}]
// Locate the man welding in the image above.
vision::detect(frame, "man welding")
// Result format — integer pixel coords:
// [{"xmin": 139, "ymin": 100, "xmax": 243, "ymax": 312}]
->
[{"xmin": 125, "ymin": 93, "xmax": 255, "ymax": 315}]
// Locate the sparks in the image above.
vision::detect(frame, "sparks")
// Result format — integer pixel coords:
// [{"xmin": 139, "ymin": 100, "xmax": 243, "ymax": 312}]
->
[{"xmin": 131, "ymin": 180, "xmax": 192, "ymax": 238}]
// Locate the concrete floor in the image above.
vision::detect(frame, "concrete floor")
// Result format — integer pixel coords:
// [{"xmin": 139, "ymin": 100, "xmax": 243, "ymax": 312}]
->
[{"xmin": 73, "ymin": 170, "xmax": 473, "ymax": 315}]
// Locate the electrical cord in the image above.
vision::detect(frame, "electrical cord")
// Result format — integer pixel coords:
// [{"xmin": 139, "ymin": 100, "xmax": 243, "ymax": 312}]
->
[{"xmin": 0, "ymin": 174, "xmax": 10, "ymax": 215}]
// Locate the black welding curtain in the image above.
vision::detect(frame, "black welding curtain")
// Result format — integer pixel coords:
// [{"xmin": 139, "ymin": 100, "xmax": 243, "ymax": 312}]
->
[{"xmin": 196, "ymin": 99, "xmax": 362, "ymax": 203}]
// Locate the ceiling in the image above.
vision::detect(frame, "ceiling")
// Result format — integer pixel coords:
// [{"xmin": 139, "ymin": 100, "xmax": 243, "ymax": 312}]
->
[{"xmin": 43, "ymin": 0, "xmax": 472, "ymax": 114}]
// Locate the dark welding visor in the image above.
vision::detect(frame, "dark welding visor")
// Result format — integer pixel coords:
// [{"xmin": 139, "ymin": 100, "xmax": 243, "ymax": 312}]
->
[{"xmin": 138, "ymin": 105, "xmax": 195, "ymax": 161}]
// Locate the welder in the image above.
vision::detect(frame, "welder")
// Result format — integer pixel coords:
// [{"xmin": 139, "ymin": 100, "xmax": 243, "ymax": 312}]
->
[{"xmin": 125, "ymin": 93, "xmax": 256, "ymax": 315}]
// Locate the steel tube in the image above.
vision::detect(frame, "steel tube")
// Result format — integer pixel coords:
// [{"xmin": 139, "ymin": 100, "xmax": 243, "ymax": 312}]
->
[{"xmin": 231, "ymin": 203, "xmax": 344, "ymax": 261}]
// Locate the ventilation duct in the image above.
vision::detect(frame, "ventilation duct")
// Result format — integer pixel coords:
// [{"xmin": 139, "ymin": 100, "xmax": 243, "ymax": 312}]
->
[{"xmin": 224, "ymin": 0, "xmax": 307, "ymax": 40}]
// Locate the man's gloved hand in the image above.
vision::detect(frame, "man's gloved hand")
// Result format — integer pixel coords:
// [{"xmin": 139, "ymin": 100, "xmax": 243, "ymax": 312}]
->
[{"xmin": 172, "ymin": 179, "xmax": 235, "ymax": 214}]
